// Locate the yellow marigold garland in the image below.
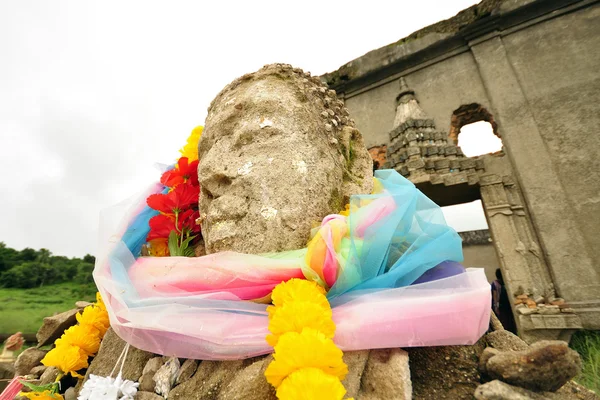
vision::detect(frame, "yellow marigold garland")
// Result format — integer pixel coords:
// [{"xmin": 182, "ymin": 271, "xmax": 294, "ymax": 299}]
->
[
  {"xmin": 265, "ymin": 279, "xmax": 353, "ymax": 400},
  {"xmin": 39, "ymin": 293, "xmax": 110, "ymax": 379},
  {"xmin": 19, "ymin": 391, "xmax": 64, "ymax": 400}
]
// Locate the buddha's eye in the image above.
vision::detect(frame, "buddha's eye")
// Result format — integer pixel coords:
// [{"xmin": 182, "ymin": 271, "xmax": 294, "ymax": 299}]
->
[{"xmin": 233, "ymin": 130, "xmax": 254, "ymax": 148}]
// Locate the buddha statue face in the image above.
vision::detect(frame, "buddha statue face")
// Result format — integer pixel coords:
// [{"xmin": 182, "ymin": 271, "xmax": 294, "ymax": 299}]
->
[{"xmin": 198, "ymin": 64, "xmax": 373, "ymax": 254}]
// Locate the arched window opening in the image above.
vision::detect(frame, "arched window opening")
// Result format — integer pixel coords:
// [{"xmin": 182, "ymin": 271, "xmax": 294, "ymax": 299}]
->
[
  {"xmin": 441, "ymin": 200, "xmax": 488, "ymax": 233},
  {"xmin": 458, "ymin": 121, "xmax": 503, "ymax": 157}
]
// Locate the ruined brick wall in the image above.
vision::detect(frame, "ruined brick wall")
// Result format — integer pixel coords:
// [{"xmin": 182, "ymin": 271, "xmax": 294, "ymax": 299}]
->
[{"xmin": 368, "ymin": 145, "xmax": 387, "ymax": 169}]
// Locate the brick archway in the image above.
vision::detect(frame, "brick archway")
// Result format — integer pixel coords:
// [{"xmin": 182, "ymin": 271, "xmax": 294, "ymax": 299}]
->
[{"xmin": 449, "ymin": 104, "xmax": 499, "ymax": 145}]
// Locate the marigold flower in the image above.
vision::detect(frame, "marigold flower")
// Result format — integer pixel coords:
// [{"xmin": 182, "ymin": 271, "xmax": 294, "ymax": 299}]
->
[
  {"xmin": 160, "ymin": 157, "xmax": 199, "ymax": 188},
  {"xmin": 41, "ymin": 344, "xmax": 88, "ymax": 378},
  {"xmin": 268, "ymin": 279, "xmax": 328, "ymax": 319},
  {"xmin": 76, "ymin": 305, "xmax": 110, "ymax": 337},
  {"xmin": 95, "ymin": 292, "xmax": 106, "ymax": 311},
  {"xmin": 179, "ymin": 126, "xmax": 203, "ymax": 162},
  {"xmin": 265, "ymin": 328, "xmax": 348, "ymax": 387},
  {"xmin": 55, "ymin": 324, "xmax": 101, "ymax": 356},
  {"xmin": 276, "ymin": 368, "xmax": 348, "ymax": 400},
  {"xmin": 266, "ymin": 301, "xmax": 335, "ymax": 347},
  {"xmin": 18, "ymin": 390, "xmax": 64, "ymax": 400},
  {"xmin": 147, "ymin": 238, "xmax": 170, "ymax": 257}
]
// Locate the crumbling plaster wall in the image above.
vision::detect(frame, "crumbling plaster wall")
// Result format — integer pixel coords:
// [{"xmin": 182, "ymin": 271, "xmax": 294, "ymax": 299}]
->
[
  {"xmin": 501, "ymin": 5, "xmax": 600, "ymax": 270},
  {"xmin": 463, "ymin": 244, "xmax": 498, "ymax": 282},
  {"xmin": 344, "ymin": 52, "xmax": 492, "ymax": 149},
  {"xmin": 327, "ymin": 0, "xmax": 600, "ymax": 328}
]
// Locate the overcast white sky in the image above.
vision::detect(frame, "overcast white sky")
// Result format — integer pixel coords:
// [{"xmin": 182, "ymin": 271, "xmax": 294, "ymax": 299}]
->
[{"xmin": 0, "ymin": 0, "xmax": 491, "ymax": 258}]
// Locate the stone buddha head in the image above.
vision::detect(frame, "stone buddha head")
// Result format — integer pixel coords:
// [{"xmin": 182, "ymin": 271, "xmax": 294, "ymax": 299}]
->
[{"xmin": 198, "ymin": 64, "xmax": 373, "ymax": 254}]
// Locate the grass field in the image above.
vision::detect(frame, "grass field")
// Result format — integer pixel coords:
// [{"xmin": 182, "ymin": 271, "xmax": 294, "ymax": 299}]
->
[
  {"xmin": 571, "ymin": 330, "xmax": 600, "ymax": 394},
  {"xmin": 0, "ymin": 282, "xmax": 97, "ymax": 335}
]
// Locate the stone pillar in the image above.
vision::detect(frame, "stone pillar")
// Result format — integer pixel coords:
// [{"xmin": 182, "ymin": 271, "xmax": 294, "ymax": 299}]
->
[
  {"xmin": 479, "ymin": 156, "xmax": 583, "ymax": 342},
  {"xmin": 470, "ymin": 35, "xmax": 600, "ymax": 328}
]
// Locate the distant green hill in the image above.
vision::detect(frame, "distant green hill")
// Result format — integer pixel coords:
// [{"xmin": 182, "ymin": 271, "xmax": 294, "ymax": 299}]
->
[
  {"xmin": 0, "ymin": 242, "xmax": 98, "ymax": 335},
  {"xmin": 0, "ymin": 242, "xmax": 95, "ymax": 288}
]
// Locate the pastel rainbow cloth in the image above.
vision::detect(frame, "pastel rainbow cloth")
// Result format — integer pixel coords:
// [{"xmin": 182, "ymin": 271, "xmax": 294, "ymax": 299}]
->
[{"xmin": 94, "ymin": 169, "xmax": 491, "ymax": 360}]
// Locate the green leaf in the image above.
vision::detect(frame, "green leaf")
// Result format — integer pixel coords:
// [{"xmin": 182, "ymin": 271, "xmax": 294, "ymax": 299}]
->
[
  {"xmin": 168, "ymin": 230, "xmax": 180, "ymax": 256},
  {"xmin": 20, "ymin": 380, "xmax": 58, "ymax": 393},
  {"xmin": 183, "ymin": 246, "xmax": 196, "ymax": 257}
]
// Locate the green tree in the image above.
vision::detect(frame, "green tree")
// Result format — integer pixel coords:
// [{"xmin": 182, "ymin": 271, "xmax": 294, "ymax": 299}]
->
[{"xmin": 75, "ymin": 262, "xmax": 95, "ymax": 284}]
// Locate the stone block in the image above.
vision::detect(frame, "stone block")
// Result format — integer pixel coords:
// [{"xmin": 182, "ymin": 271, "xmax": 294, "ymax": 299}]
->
[
  {"xmin": 406, "ymin": 146, "xmax": 420, "ymax": 157},
  {"xmin": 434, "ymin": 159, "xmax": 450, "ymax": 170},
  {"xmin": 175, "ymin": 359, "xmax": 198, "ymax": 386},
  {"xmin": 342, "ymin": 350, "xmax": 369, "ymax": 398},
  {"xmin": 460, "ymin": 158, "xmax": 476, "ymax": 170},
  {"xmin": 468, "ymin": 173, "xmax": 480, "ymax": 185},
  {"xmin": 449, "ymin": 159, "xmax": 461, "ymax": 170},
  {"xmin": 444, "ymin": 173, "xmax": 468, "ymax": 186},
  {"xmin": 430, "ymin": 174, "xmax": 444, "ymax": 185},
  {"xmin": 82, "ymin": 328, "xmax": 154, "ymax": 385},
  {"xmin": 444, "ymin": 145, "xmax": 458, "ymax": 155},
  {"xmin": 479, "ymin": 173, "xmax": 503, "ymax": 186},
  {"xmin": 485, "ymin": 330, "xmax": 529, "ymax": 352},
  {"xmin": 357, "ymin": 349, "xmax": 411, "ymax": 400},
  {"xmin": 406, "ymin": 132, "xmax": 418, "ymax": 142},
  {"xmin": 14, "ymin": 348, "xmax": 47, "ymax": 377},
  {"xmin": 476, "ymin": 159, "xmax": 485, "ymax": 170},
  {"xmin": 36, "ymin": 308, "xmax": 79, "ymax": 347},
  {"xmin": 484, "ymin": 341, "xmax": 581, "ymax": 392},
  {"xmin": 475, "ymin": 380, "xmax": 550, "ymax": 400},
  {"xmin": 406, "ymin": 158, "xmax": 426, "ymax": 170}
]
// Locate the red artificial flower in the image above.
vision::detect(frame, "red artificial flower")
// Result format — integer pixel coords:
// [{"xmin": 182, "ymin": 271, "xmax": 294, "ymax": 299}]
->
[
  {"xmin": 160, "ymin": 157, "xmax": 199, "ymax": 188},
  {"xmin": 147, "ymin": 214, "xmax": 176, "ymax": 241},
  {"xmin": 179, "ymin": 209, "xmax": 201, "ymax": 234},
  {"xmin": 147, "ymin": 182, "xmax": 200, "ymax": 215},
  {"xmin": 146, "ymin": 210, "xmax": 200, "ymax": 241}
]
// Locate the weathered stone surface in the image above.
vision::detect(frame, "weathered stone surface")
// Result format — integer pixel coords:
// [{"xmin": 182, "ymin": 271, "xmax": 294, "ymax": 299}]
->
[
  {"xmin": 357, "ymin": 348, "xmax": 411, "ymax": 400},
  {"xmin": 139, "ymin": 357, "xmax": 166, "ymax": 392},
  {"xmin": 75, "ymin": 301, "xmax": 92, "ymax": 309},
  {"xmin": 168, "ymin": 360, "xmax": 245, "ymax": 400},
  {"xmin": 218, "ymin": 356, "xmax": 277, "ymax": 400},
  {"xmin": 154, "ymin": 357, "xmax": 179, "ymax": 398},
  {"xmin": 36, "ymin": 308, "xmax": 79, "ymax": 347},
  {"xmin": 0, "ymin": 362, "xmax": 15, "ymax": 393},
  {"xmin": 14, "ymin": 348, "xmax": 47, "ymax": 376},
  {"xmin": 0, "ymin": 362, "xmax": 15, "ymax": 379},
  {"xmin": 479, "ymin": 347, "xmax": 500, "ymax": 374},
  {"xmin": 198, "ymin": 64, "xmax": 373, "ymax": 255},
  {"xmin": 135, "ymin": 392, "xmax": 165, "ymax": 400},
  {"xmin": 64, "ymin": 387, "xmax": 77, "ymax": 400},
  {"xmin": 485, "ymin": 340, "xmax": 581, "ymax": 392},
  {"xmin": 475, "ymin": 380, "xmax": 600, "ymax": 400},
  {"xmin": 82, "ymin": 328, "xmax": 154, "ymax": 384},
  {"xmin": 475, "ymin": 380, "xmax": 553, "ymax": 400},
  {"xmin": 325, "ymin": 0, "xmax": 600, "ymax": 336},
  {"xmin": 175, "ymin": 359, "xmax": 198, "ymax": 386},
  {"xmin": 556, "ymin": 381, "xmax": 600, "ymax": 400},
  {"xmin": 407, "ymin": 339, "xmax": 486, "ymax": 400},
  {"xmin": 485, "ymin": 330, "xmax": 529, "ymax": 352},
  {"xmin": 29, "ymin": 365, "xmax": 47, "ymax": 377},
  {"xmin": 39, "ymin": 366, "xmax": 59, "ymax": 385},
  {"xmin": 341, "ymin": 350, "xmax": 369, "ymax": 398}
]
